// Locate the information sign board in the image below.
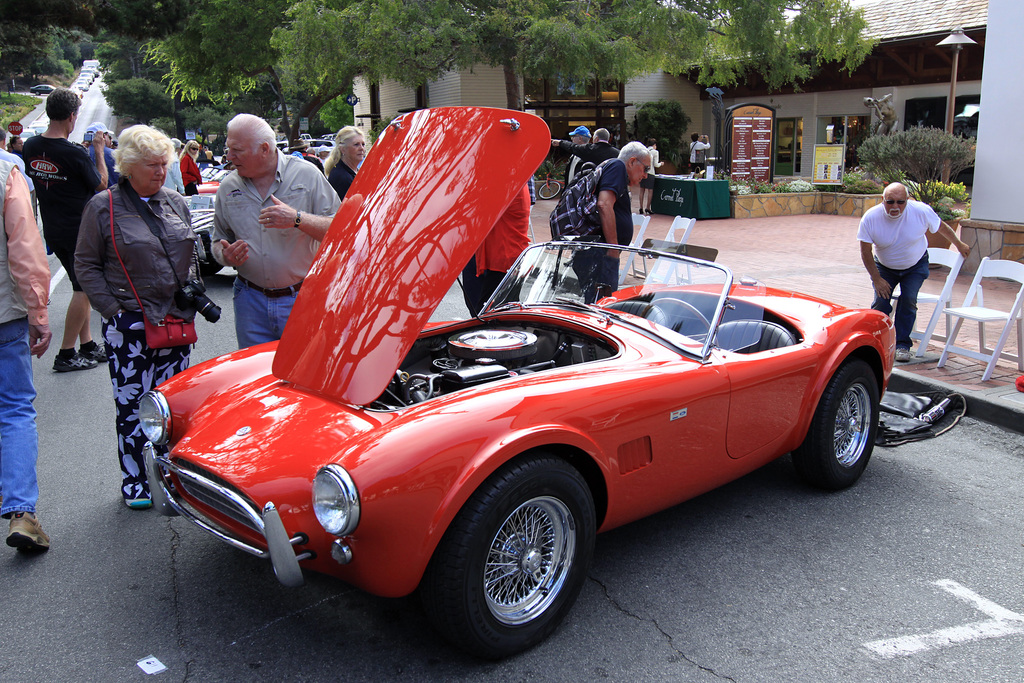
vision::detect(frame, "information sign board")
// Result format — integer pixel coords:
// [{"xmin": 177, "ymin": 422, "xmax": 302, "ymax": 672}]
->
[
  {"xmin": 812, "ymin": 145, "xmax": 845, "ymax": 184},
  {"xmin": 729, "ymin": 105, "xmax": 774, "ymax": 183}
]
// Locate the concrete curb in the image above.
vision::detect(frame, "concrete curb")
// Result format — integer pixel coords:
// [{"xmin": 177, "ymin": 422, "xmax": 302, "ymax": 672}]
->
[{"xmin": 889, "ymin": 369, "xmax": 1024, "ymax": 435}]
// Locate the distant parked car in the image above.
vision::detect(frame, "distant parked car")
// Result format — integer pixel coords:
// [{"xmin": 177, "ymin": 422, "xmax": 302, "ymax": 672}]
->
[
  {"xmin": 197, "ymin": 166, "xmax": 230, "ymax": 195},
  {"xmin": 30, "ymin": 84, "xmax": 55, "ymax": 95},
  {"xmin": 308, "ymin": 138, "xmax": 335, "ymax": 149},
  {"xmin": 184, "ymin": 195, "xmax": 222, "ymax": 277}
]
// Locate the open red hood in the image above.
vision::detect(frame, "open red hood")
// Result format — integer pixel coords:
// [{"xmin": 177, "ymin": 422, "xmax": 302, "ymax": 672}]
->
[{"xmin": 273, "ymin": 107, "xmax": 550, "ymax": 404}]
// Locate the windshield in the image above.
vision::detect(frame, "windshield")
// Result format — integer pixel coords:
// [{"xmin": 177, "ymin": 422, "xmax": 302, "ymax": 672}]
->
[{"xmin": 486, "ymin": 241, "xmax": 733, "ymax": 359}]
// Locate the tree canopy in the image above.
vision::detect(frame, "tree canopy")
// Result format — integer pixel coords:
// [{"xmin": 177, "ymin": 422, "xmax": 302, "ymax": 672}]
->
[{"xmin": 7, "ymin": 0, "xmax": 874, "ymax": 143}]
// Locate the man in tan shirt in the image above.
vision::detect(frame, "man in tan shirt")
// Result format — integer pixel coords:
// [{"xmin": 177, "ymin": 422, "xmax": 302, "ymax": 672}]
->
[
  {"xmin": 0, "ymin": 161, "xmax": 52, "ymax": 552},
  {"xmin": 212, "ymin": 114, "xmax": 340, "ymax": 347}
]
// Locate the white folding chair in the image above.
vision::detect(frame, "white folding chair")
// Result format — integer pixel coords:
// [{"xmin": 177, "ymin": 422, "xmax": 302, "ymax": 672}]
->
[
  {"xmin": 937, "ymin": 257, "xmax": 1024, "ymax": 381},
  {"xmin": 663, "ymin": 215, "xmax": 696, "ymax": 245},
  {"xmin": 619, "ymin": 213, "xmax": 650, "ymax": 285},
  {"xmin": 642, "ymin": 216, "xmax": 698, "ymax": 284},
  {"xmin": 911, "ymin": 247, "xmax": 965, "ymax": 357}
]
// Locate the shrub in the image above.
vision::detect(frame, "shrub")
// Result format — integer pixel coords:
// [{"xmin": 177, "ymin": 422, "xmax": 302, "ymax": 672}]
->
[
  {"xmin": 535, "ymin": 158, "xmax": 566, "ymax": 180},
  {"xmin": 633, "ymin": 100, "xmax": 690, "ymax": 168},
  {"xmin": 730, "ymin": 178, "xmax": 804, "ymax": 194},
  {"xmin": 932, "ymin": 181, "xmax": 971, "ymax": 203},
  {"xmin": 857, "ymin": 127, "xmax": 975, "ymax": 206},
  {"xmin": 930, "ymin": 197, "xmax": 957, "ymax": 221},
  {"xmin": 842, "ymin": 177, "xmax": 884, "ymax": 195},
  {"xmin": 369, "ymin": 115, "xmax": 397, "ymax": 143},
  {"xmin": 103, "ymin": 78, "xmax": 174, "ymax": 125},
  {"xmin": 784, "ymin": 179, "xmax": 815, "ymax": 192}
]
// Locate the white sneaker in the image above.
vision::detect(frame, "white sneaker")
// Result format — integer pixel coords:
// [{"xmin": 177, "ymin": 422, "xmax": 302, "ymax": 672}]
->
[{"xmin": 895, "ymin": 347, "xmax": 913, "ymax": 362}]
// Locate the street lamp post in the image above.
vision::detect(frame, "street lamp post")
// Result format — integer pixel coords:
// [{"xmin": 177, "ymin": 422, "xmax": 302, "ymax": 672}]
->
[{"xmin": 937, "ymin": 26, "xmax": 977, "ymax": 135}]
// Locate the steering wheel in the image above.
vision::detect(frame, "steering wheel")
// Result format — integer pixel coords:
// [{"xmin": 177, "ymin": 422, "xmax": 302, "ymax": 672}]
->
[{"xmin": 650, "ymin": 297, "xmax": 712, "ymax": 337}]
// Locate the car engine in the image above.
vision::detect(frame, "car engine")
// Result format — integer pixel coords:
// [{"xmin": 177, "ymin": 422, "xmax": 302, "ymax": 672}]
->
[{"xmin": 369, "ymin": 322, "xmax": 615, "ymax": 410}]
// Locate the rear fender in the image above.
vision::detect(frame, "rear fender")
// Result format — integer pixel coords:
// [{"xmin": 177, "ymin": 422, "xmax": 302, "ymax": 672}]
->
[{"xmin": 790, "ymin": 317, "xmax": 892, "ymax": 448}]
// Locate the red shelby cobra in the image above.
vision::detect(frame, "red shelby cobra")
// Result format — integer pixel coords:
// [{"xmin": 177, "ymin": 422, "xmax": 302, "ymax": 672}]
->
[{"xmin": 140, "ymin": 107, "xmax": 894, "ymax": 658}]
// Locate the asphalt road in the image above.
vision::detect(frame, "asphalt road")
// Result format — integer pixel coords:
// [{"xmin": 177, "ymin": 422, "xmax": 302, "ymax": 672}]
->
[
  {"xmin": 2, "ymin": 268, "xmax": 1023, "ymax": 682},
  {"xmin": 19, "ymin": 74, "xmax": 115, "ymax": 142}
]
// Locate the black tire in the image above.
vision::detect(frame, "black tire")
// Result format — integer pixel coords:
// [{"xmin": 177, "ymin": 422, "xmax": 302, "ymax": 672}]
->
[
  {"xmin": 421, "ymin": 454, "xmax": 596, "ymax": 659},
  {"xmin": 537, "ymin": 180, "xmax": 562, "ymax": 201},
  {"xmin": 793, "ymin": 358, "xmax": 879, "ymax": 490}
]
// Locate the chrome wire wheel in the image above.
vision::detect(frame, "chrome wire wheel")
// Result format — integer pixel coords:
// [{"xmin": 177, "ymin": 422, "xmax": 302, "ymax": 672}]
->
[
  {"xmin": 484, "ymin": 495, "xmax": 576, "ymax": 626},
  {"xmin": 834, "ymin": 382, "xmax": 871, "ymax": 467}
]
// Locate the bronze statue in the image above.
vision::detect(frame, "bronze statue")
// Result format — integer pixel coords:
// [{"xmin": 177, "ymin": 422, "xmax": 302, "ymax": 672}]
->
[{"xmin": 864, "ymin": 94, "xmax": 898, "ymax": 135}]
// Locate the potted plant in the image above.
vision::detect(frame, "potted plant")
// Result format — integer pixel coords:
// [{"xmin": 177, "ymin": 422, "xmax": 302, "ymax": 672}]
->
[{"xmin": 927, "ymin": 197, "xmax": 960, "ymax": 248}]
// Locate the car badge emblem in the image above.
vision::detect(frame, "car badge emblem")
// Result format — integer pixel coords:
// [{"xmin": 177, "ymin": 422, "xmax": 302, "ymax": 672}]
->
[{"xmin": 236, "ymin": 426, "xmax": 252, "ymax": 436}]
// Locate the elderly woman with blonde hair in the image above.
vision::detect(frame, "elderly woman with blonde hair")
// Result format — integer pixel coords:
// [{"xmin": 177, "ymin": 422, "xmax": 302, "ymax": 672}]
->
[
  {"xmin": 324, "ymin": 126, "xmax": 366, "ymax": 199},
  {"xmin": 76, "ymin": 125, "xmax": 199, "ymax": 509}
]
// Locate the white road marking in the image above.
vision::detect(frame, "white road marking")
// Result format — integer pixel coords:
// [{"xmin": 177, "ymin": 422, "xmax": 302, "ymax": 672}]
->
[
  {"xmin": 50, "ymin": 265, "xmax": 66, "ymax": 296},
  {"xmin": 863, "ymin": 580, "xmax": 1024, "ymax": 658}
]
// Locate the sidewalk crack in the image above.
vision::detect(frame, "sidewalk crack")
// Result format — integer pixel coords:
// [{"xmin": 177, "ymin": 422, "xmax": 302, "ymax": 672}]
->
[
  {"xmin": 168, "ymin": 520, "xmax": 196, "ymax": 682},
  {"xmin": 589, "ymin": 575, "xmax": 735, "ymax": 681}
]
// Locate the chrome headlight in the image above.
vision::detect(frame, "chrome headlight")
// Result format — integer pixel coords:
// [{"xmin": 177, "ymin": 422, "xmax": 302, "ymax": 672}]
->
[
  {"xmin": 313, "ymin": 465, "xmax": 360, "ymax": 536},
  {"xmin": 139, "ymin": 391, "xmax": 171, "ymax": 445}
]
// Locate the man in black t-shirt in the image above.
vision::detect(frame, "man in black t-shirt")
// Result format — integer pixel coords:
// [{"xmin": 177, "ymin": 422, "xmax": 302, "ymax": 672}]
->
[
  {"xmin": 23, "ymin": 87, "xmax": 109, "ymax": 372},
  {"xmin": 573, "ymin": 141, "xmax": 650, "ymax": 302}
]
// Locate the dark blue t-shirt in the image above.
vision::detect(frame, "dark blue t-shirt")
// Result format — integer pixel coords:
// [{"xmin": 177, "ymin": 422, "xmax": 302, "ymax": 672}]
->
[
  {"xmin": 88, "ymin": 147, "xmax": 119, "ymax": 188},
  {"xmin": 596, "ymin": 159, "xmax": 632, "ymax": 245}
]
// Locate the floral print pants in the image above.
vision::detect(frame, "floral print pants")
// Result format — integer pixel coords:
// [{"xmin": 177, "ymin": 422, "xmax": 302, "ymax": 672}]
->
[{"xmin": 102, "ymin": 310, "xmax": 190, "ymax": 502}]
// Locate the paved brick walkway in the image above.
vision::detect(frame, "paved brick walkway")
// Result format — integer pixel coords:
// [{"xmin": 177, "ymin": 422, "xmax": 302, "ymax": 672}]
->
[{"xmin": 529, "ymin": 199, "xmax": 1024, "ymax": 411}]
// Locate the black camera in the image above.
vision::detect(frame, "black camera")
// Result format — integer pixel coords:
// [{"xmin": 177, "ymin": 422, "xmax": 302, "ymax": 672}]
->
[{"xmin": 175, "ymin": 279, "xmax": 221, "ymax": 323}]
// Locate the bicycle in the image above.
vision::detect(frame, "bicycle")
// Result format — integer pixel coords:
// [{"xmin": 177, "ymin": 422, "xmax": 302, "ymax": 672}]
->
[{"xmin": 536, "ymin": 172, "xmax": 563, "ymax": 200}]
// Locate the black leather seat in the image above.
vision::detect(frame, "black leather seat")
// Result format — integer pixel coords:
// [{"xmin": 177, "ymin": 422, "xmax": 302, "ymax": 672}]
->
[
  {"xmin": 715, "ymin": 319, "xmax": 797, "ymax": 354},
  {"xmin": 604, "ymin": 300, "xmax": 668, "ymax": 327}
]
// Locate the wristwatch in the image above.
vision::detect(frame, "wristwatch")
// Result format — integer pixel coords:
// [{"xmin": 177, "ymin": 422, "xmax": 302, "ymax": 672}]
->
[{"xmin": 293, "ymin": 211, "xmax": 302, "ymax": 227}]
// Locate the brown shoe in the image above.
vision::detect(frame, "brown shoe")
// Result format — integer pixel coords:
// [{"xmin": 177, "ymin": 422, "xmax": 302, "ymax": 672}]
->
[{"xmin": 7, "ymin": 512, "xmax": 50, "ymax": 552}]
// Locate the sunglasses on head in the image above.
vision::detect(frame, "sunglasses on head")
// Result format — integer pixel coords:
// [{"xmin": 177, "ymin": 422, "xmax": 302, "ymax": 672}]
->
[{"xmin": 885, "ymin": 199, "xmax": 906, "ymax": 205}]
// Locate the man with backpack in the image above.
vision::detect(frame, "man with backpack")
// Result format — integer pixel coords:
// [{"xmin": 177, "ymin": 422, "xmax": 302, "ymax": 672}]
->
[{"xmin": 550, "ymin": 142, "xmax": 650, "ymax": 302}]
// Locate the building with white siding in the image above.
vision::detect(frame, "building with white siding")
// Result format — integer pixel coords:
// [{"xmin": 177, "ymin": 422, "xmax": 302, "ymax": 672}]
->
[{"xmin": 352, "ymin": 0, "xmax": 988, "ymax": 179}]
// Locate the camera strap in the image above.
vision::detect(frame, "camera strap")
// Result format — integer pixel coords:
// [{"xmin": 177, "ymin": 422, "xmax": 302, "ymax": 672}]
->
[{"xmin": 119, "ymin": 180, "xmax": 189, "ymax": 290}]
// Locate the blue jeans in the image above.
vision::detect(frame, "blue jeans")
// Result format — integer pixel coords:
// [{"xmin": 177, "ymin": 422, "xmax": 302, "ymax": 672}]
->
[
  {"xmin": 233, "ymin": 278, "xmax": 298, "ymax": 348},
  {"xmin": 571, "ymin": 247, "xmax": 619, "ymax": 304},
  {"xmin": 871, "ymin": 252, "xmax": 930, "ymax": 349},
  {"xmin": 0, "ymin": 318, "xmax": 40, "ymax": 517}
]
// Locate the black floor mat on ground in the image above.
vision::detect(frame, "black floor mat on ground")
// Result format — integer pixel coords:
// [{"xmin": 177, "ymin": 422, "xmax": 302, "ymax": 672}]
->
[{"xmin": 876, "ymin": 391, "xmax": 967, "ymax": 447}]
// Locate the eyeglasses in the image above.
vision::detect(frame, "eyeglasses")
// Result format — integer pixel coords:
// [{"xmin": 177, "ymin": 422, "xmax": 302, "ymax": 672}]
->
[{"xmin": 884, "ymin": 199, "xmax": 906, "ymax": 205}]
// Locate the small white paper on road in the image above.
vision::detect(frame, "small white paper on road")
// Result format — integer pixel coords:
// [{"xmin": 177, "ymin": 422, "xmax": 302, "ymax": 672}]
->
[{"xmin": 137, "ymin": 656, "xmax": 167, "ymax": 674}]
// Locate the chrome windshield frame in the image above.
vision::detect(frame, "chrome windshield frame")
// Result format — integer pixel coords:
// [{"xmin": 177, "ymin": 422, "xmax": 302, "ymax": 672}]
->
[{"xmin": 484, "ymin": 240, "xmax": 734, "ymax": 363}]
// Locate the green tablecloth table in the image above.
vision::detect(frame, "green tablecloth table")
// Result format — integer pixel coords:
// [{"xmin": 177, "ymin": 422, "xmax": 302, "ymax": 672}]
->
[{"xmin": 650, "ymin": 178, "xmax": 731, "ymax": 218}]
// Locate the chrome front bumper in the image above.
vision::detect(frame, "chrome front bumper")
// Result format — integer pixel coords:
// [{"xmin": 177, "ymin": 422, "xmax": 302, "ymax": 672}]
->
[{"xmin": 143, "ymin": 442, "xmax": 309, "ymax": 587}]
